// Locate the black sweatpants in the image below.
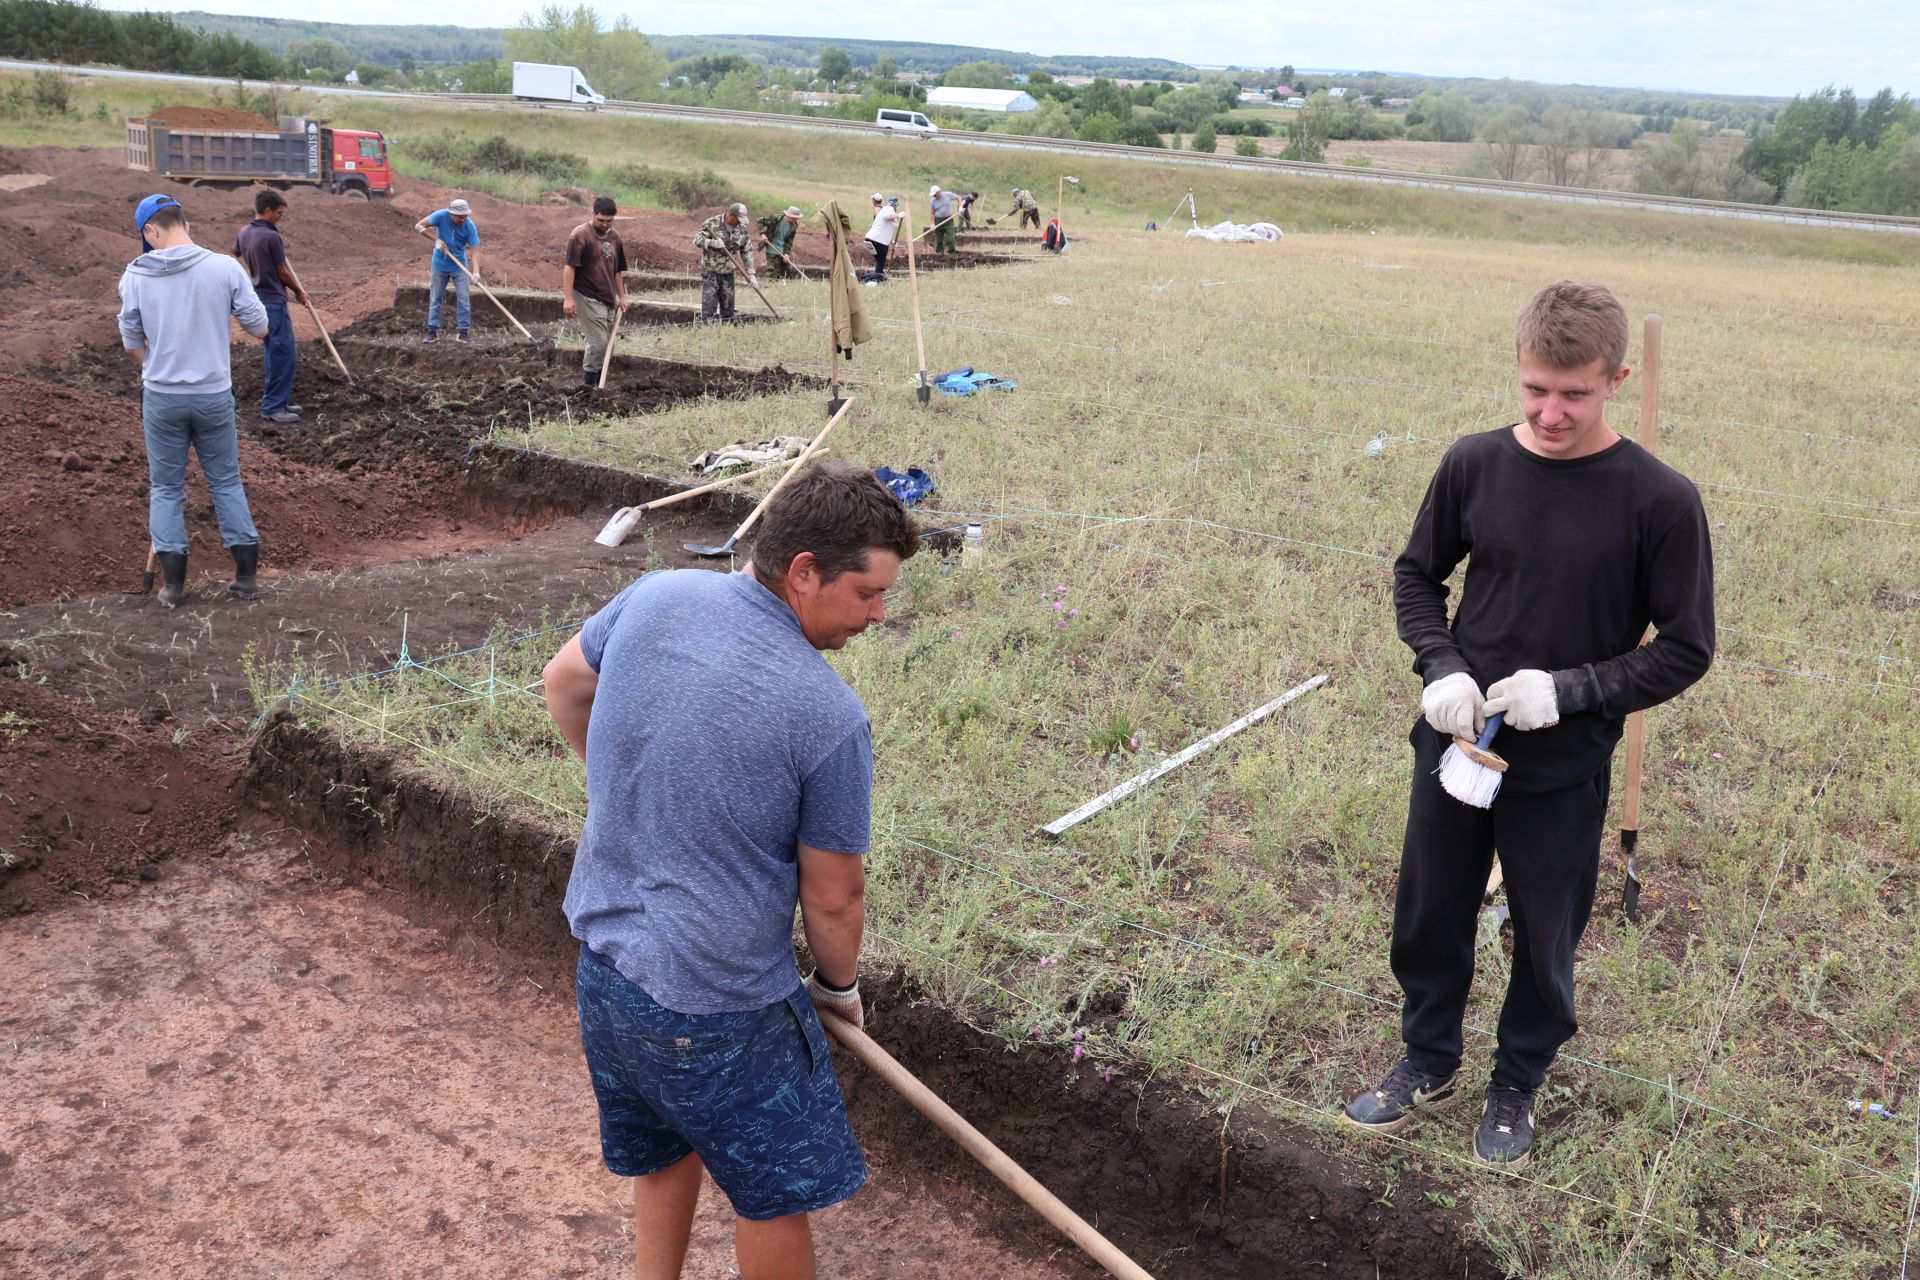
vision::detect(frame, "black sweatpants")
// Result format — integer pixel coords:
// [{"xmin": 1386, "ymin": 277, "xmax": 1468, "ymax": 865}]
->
[
  {"xmin": 866, "ymin": 238, "xmax": 891, "ymax": 276},
  {"xmin": 1392, "ymin": 721, "xmax": 1610, "ymax": 1092}
]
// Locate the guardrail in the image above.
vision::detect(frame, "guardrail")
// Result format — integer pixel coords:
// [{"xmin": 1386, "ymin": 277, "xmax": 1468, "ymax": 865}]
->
[{"xmin": 437, "ymin": 92, "xmax": 1920, "ymax": 237}]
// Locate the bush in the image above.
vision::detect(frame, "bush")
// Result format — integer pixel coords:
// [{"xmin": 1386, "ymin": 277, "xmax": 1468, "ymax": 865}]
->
[
  {"xmin": 606, "ymin": 163, "xmax": 733, "ymax": 210},
  {"xmin": 411, "ymin": 132, "xmax": 588, "ymax": 184},
  {"xmin": 1234, "ymin": 137, "xmax": 1262, "ymax": 157},
  {"xmin": 1210, "ymin": 115, "xmax": 1271, "ymax": 137},
  {"xmin": 1119, "ymin": 119, "xmax": 1165, "ymax": 148},
  {"xmin": 1190, "ymin": 122, "xmax": 1217, "ymax": 153}
]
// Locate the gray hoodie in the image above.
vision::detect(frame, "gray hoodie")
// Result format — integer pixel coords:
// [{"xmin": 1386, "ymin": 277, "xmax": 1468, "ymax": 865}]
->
[{"xmin": 117, "ymin": 245, "xmax": 269, "ymax": 396}]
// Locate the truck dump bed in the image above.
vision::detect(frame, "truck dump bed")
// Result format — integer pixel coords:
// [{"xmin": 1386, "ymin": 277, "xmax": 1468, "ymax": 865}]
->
[{"xmin": 126, "ymin": 116, "xmax": 322, "ymax": 183}]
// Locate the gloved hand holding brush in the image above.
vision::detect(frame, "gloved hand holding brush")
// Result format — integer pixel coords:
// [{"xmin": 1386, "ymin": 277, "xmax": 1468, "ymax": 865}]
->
[
  {"xmin": 1484, "ymin": 669, "xmax": 1559, "ymax": 730},
  {"xmin": 1421, "ymin": 671, "xmax": 1485, "ymax": 740}
]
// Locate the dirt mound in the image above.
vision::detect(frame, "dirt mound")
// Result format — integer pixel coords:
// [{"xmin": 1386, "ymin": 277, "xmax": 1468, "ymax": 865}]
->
[
  {"xmin": 142, "ymin": 105, "xmax": 277, "ymax": 129},
  {"xmin": 0, "ymin": 374, "xmax": 471, "ymax": 607},
  {"xmin": 0, "ymin": 675, "xmax": 234, "ymax": 915}
]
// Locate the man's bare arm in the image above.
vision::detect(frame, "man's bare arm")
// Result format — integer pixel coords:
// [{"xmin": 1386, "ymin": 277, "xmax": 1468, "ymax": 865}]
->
[
  {"xmin": 542, "ymin": 634, "xmax": 598, "ymax": 759},
  {"xmin": 797, "ymin": 843, "xmax": 864, "ymax": 988}
]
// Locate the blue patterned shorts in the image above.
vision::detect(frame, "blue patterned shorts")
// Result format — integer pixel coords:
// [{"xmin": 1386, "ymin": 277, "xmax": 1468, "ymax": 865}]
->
[{"xmin": 574, "ymin": 946, "xmax": 867, "ymax": 1220}]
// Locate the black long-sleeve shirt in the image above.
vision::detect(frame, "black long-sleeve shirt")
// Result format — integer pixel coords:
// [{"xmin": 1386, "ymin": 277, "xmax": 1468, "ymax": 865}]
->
[{"xmin": 1393, "ymin": 426, "xmax": 1716, "ymax": 792}]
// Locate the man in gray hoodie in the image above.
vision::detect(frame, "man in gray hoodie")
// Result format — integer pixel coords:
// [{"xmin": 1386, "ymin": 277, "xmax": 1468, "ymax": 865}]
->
[{"xmin": 118, "ymin": 194, "xmax": 270, "ymax": 608}]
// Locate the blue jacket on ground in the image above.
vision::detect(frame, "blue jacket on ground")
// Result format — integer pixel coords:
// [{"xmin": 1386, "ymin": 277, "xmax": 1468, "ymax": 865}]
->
[{"xmin": 117, "ymin": 245, "xmax": 267, "ymax": 396}]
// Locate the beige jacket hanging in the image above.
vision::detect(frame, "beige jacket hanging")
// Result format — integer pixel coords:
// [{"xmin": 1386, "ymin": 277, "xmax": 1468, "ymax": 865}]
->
[{"xmin": 822, "ymin": 200, "xmax": 874, "ymax": 353}]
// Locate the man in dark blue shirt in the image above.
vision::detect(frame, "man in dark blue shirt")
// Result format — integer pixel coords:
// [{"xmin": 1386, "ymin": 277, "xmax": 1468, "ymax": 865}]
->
[{"xmin": 232, "ymin": 190, "xmax": 308, "ymax": 425}]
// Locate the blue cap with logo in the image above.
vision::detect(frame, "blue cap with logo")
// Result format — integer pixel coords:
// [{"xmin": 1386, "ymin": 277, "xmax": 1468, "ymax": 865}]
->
[{"xmin": 135, "ymin": 193, "xmax": 181, "ymax": 252}]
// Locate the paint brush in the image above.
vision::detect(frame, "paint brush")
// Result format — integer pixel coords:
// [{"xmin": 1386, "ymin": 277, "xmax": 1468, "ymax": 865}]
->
[{"xmin": 1437, "ymin": 713, "xmax": 1507, "ymax": 809}]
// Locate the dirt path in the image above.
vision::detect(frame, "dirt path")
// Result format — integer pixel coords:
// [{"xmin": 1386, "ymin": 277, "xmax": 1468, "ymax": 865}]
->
[{"xmin": 0, "ymin": 832, "xmax": 1081, "ymax": 1280}]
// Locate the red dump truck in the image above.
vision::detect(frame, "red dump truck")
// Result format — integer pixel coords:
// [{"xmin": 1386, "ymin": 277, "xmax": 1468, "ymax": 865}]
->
[{"xmin": 126, "ymin": 114, "xmax": 395, "ymax": 199}]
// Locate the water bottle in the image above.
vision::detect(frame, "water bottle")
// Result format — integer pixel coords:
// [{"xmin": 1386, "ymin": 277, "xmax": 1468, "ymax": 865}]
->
[{"xmin": 962, "ymin": 522, "xmax": 985, "ymax": 564}]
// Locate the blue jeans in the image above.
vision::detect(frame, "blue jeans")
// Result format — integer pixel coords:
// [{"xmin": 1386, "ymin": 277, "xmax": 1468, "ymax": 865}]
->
[
  {"xmin": 142, "ymin": 389, "xmax": 258, "ymax": 553},
  {"xmin": 575, "ymin": 947, "xmax": 867, "ymax": 1220},
  {"xmin": 427, "ymin": 269, "xmax": 470, "ymax": 333},
  {"xmin": 260, "ymin": 300, "xmax": 297, "ymax": 414}
]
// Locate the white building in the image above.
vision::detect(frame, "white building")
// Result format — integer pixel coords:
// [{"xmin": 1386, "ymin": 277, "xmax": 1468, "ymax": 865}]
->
[{"xmin": 926, "ymin": 87, "xmax": 1039, "ymax": 113}]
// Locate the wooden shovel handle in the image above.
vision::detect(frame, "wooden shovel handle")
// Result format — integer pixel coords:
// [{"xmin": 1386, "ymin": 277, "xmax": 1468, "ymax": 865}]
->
[
  {"xmin": 722, "ymin": 398, "xmax": 853, "ymax": 544},
  {"xmin": 820, "ymin": 1013, "xmax": 1157, "ymax": 1280}
]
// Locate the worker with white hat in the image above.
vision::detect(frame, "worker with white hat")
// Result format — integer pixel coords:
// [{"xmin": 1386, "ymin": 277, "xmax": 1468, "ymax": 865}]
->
[
  {"xmin": 760, "ymin": 205, "xmax": 807, "ymax": 280},
  {"xmin": 862, "ymin": 193, "xmax": 901, "ymax": 281},
  {"xmin": 414, "ymin": 196, "xmax": 480, "ymax": 343},
  {"xmin": 928, "ymin": 183, "xmax": 958, "ymax": 254}
]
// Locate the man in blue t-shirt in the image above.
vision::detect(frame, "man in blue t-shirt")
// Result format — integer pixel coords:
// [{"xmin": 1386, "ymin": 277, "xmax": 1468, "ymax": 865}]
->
[
  {"xmin": 543, "ymin": 462, "xmax": 919, "ymax": 1279},
  {"xmin": 233, "ymin": 189, "xmax": 309, "ymax": 424},
  {"xmin": 413, "ymin": 198, "xmax": 481, "ymax": 343}
]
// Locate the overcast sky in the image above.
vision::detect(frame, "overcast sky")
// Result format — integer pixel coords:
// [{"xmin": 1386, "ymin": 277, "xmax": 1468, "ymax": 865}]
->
[{"xmin": 152, "ymin": 0, "xmax": 1920, "ymax": 98}]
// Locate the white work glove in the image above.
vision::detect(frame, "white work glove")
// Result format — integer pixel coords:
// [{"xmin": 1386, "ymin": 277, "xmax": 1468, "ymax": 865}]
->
[
  {"xmin": 1484, "ymin": 669, "xmax": 1560, "ymax": 730},
  {"xmin": 1421, "ymin": 671, "xmax": 1485, "ymax": 740},
  {"xmin": 805, "ymin": 970, "xmax": 864, "ymax": 1030}
]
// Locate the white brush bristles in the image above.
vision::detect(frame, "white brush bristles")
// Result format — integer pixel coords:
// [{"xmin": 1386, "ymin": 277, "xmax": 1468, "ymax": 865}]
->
[{"xmin": 1438, "ymin": 742, "xmax": 1504, "ymax": 809}]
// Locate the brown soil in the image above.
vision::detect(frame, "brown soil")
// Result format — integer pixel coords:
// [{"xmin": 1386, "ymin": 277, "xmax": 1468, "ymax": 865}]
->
[
  {"xmin": 0, "ymin": 829, "xmax": 1080, "ymax": 1280},
  {"xmin": 0, "ymin": 674, "xmax": 233, "ymax": 916},
  {"xmin": 232, "ymin": 715, "xmax": 1499, "ymax": 1280},
  {"xmin": 0, "ymin": 374, "xmax": 481, "ymax": 608},
  {"xmin": 143, "ymin": 104, "xmax": 277, "ymax": 129}
]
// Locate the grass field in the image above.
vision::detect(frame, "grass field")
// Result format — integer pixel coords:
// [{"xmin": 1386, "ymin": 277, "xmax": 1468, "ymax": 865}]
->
[{"xmin": 25, "ymin": 72, "xmax": 1916, "ymax": 1276}]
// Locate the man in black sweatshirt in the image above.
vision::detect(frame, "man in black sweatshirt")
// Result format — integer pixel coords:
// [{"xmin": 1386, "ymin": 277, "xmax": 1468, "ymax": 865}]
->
[{"xmin": 1342, "ymin": 281, "xmax": 1715, "ymax": 1169}]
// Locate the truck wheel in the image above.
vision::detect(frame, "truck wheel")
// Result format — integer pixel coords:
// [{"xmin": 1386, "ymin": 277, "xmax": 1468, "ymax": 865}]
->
[{"xmin": 342, "ymin": 188, "xmax": 369, "ymax": 201}]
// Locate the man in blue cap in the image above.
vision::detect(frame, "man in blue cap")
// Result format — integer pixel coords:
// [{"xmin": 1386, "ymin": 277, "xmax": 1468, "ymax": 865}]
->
[{"xmin": 118, "ymin": 193, "xmax": 271, "ymax": 607}]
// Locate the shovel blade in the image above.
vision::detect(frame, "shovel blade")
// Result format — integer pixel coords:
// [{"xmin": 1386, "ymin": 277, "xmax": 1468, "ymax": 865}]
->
[
  {"xmin": 683, "ymin": 538, "xmax": 739, "ymax": 558},
  {"xmin": 916, "ymin": 381, "xmax": 931, "ymax": 406},
  {"xmin": 594, "ymin": 507, "xmax": 640, "ymax": 548}
]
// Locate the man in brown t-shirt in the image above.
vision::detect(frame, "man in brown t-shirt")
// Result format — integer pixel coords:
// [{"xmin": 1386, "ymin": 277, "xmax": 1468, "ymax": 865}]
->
[{"xmin": 562, "ymin": 196, "xmax": 629, "ymax": 388}]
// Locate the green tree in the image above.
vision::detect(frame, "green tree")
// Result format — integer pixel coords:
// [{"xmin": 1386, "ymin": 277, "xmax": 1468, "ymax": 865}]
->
[
  {"xmin": 351, "ymin": 61, "xmax": 391, "ymax": 88},
  {"xmin": 1158, "ymin": 85, "xmax": 1222, "ymax": 131},
  {"xmin": 1078, "ymin": 77, "xmax": 1130, "ymax": 121},
  {"xmin": 506, "ymin": 6, "xmax": 667, "ymax": 101},
  {"xmin": 1022, "ymin": 98, "xmax": 1077, "ymax": 139},
  {"xmin": 1190, "ymin": 121, "xmax": 1217, "ymax": 152},
  {"xmin": 285, "ymin": 37, "xmax": 352, "ymax": 78},
  {"xmin": 1119, "ymin": 118, "xmax": 1164, "ymax": 147},
  {"xmin": 816, "ymin": 44, "xmax": 851, "ymax": 85},
  {"xmin": 1409, "ymin": 91, "xmax": 1477, "ymax": 142},
  {"xmin": 1234, "ymin": 136, "xmax": 1261, "ymax": 156},
  {"xmin": 1280, "ymin": 92, "xmax": 1337, "ymax": 161},
  {"xmin": 1480, "ymin": 103, "xmax": 1535, "ymax": 181},
  {"xmin": 1077, "ymin": 111, "xmax": 1124, "ymax": 144},
  {"xmin": 872, "ymin": 55, "xmax": 897, "ymax": 79},
  {"xmin": 709, "ymin": 67, "xmax": 762, "ymax": 110},
  {"xmin": 457, "ymin": 58, "xmax": 512, "ymax": 93},
  {"xmin": 940, "ymin": 60, "xmax": 1016, "ymax": 90}
]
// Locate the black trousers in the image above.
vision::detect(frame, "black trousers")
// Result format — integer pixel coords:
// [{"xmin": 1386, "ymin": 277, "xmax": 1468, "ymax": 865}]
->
[
  {"xmin": 866, "ymin": 238, "xmax": 890, "ymax": 275},
  {"xmin": 1392, "ymin": 722, "xmax": 1610, "ymax": 1092}
]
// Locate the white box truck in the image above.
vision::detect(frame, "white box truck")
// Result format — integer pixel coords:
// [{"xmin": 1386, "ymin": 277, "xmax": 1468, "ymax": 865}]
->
[{"xmin": 512, "ymin": 62, "xmax": 606, "ymax": 107}]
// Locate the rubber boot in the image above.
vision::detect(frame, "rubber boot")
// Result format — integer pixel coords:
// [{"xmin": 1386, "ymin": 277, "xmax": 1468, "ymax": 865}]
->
[
  {"xmin": 229, "ymin": 544, "xmax": 259, "ymax": 600},
  {"xmin": 156, "ymin": 551, "xmax": 188, "ymax": 609}
]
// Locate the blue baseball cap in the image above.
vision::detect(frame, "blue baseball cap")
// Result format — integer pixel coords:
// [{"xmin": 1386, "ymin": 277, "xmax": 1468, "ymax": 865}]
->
[{"xmin": 135, "ymin": 193, "xmax": 181, "ymax": 251}]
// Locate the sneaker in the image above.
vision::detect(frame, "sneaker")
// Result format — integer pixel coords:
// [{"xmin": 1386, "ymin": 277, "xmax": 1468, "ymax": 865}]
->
[
  {"xmin": 260, "ymin": 410, "xmax": 300, "ymax": 424},
  {"xmin": 1340, "ymin": 1058, "xmax": 1460, "ymax": 1134},
  {"xmin": 455, "ymin": 330, "xmax": 472, "ymax": 344},
  {"xmin": 423, "ymin": 330, "xmax": 440, "ymax": 344},
  {"xmin": 1473, "ymin": 1086, "xmax": 1536, "ymax": 1169}
]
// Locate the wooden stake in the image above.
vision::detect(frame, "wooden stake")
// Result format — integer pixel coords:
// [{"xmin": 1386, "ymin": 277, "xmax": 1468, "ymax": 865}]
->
[
  {"xmin": 1620, "ymin": 314, "xmax": 1661, "ymax": 923},
  {"xmin": 902, "ymin": 196, "xmax": 931, "ymax": 405},
  {"xmin": 286, "ymin": 264, "xmax": 351, "ymax": 384},
  {"xmin": 821, "ymin": 1014, "xmax": 1158, "ymax": 1280}
]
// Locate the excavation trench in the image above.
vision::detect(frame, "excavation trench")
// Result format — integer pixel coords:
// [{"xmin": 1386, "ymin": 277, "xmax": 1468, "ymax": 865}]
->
[{"xmin": 243, "ymin": 714, "xmax": 1501, "ymax": 1280}]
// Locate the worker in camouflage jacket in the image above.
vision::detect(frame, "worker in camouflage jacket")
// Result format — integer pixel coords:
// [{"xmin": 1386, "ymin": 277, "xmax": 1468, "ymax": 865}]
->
[
  {"xmin": 694, "ymin": 203, "xmax": 754, "ymax": 323},
  {"xmin": 1007, "ymin": 187, "xmax": 1041, "ymax": 230}
]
